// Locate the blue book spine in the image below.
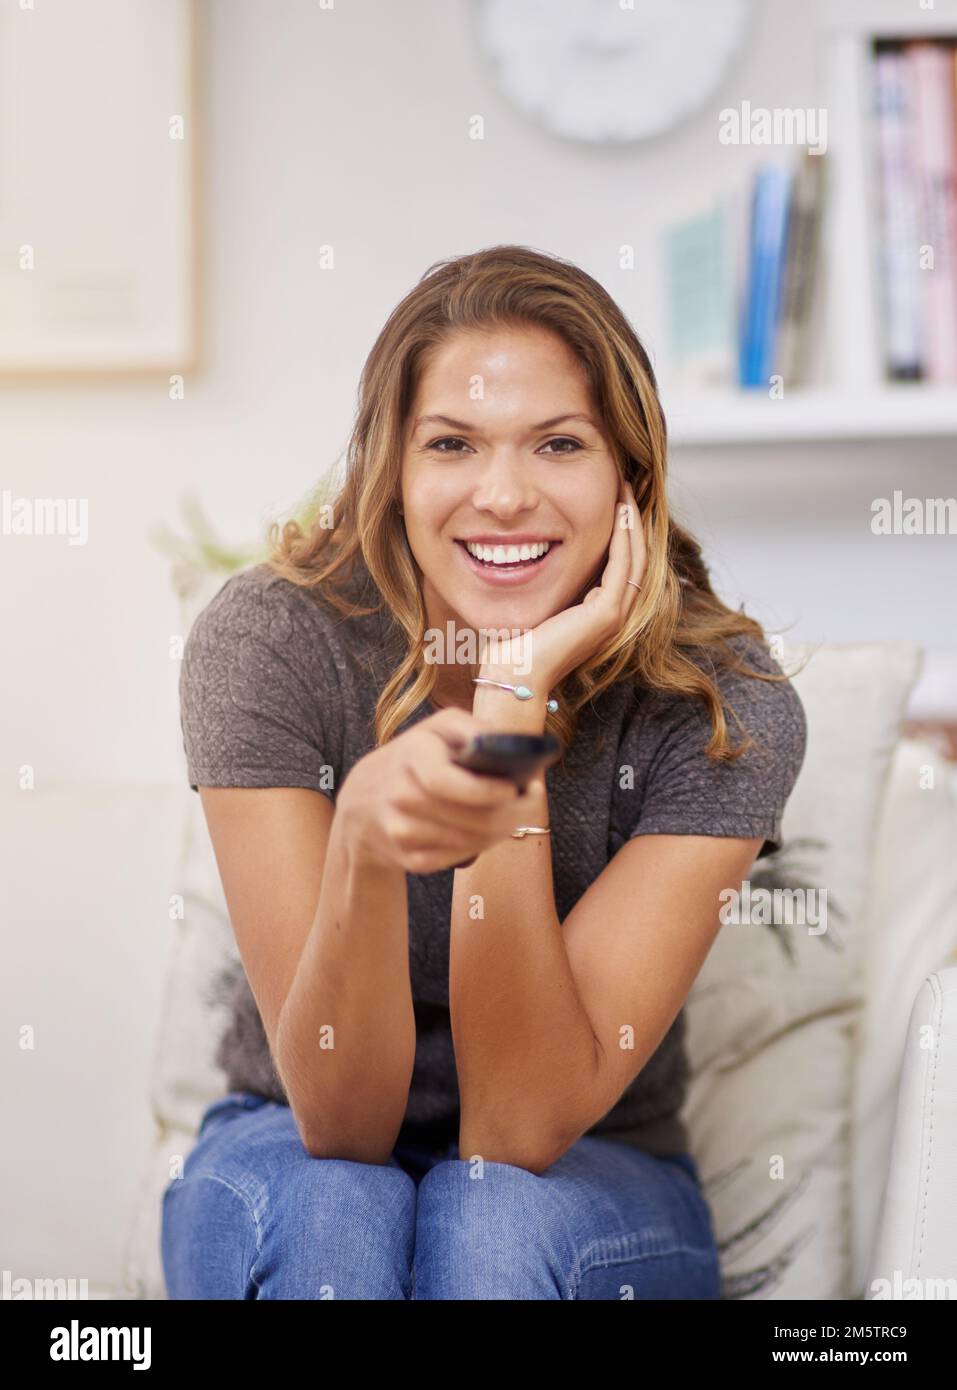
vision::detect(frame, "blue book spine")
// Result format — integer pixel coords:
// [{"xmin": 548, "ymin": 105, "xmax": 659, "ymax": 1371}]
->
[
  {"xmin": 739, "ymin": 166, "xmax": 793, "ymax": 388},
  {"xmin": 739, "ymin": 176, "xmax": 763, "ymax": 387}
]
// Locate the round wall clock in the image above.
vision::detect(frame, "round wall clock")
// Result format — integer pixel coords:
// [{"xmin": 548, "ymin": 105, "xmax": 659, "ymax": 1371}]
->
[{"xmin": 473, "ymin": 0, "xmax": 755, "ymax": 147}]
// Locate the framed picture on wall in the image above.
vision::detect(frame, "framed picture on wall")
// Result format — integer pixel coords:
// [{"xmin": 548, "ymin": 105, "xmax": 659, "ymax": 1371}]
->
[{"xmin": 0, "ymin": 0, "xmax": 200, "ymax": 377}]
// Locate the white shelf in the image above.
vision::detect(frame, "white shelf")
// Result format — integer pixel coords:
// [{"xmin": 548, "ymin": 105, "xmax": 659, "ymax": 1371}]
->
[{"xmin": 665, "ymin": 387, "xmax": 957, "ymax": 446}]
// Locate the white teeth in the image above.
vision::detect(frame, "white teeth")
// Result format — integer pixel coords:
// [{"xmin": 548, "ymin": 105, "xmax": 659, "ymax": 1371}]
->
[{"xmin": 464, "ymin": 540, "xmax": 552, "ymax": 564}]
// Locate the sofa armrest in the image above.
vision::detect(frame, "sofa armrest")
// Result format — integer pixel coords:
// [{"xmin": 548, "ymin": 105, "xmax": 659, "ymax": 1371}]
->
[{"xmin": 865, "ymin": 966, "xmax": 957, "ymax": 1298}]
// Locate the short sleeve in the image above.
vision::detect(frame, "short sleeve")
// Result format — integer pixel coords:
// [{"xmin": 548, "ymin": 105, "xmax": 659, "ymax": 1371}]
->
[
  {"xmin": 179, "ymin": 567, "xmax": 341, "ymax": 798},
  {"xmin": 620, "ymin": 639, "xmax": 807, "ymax": 860}
]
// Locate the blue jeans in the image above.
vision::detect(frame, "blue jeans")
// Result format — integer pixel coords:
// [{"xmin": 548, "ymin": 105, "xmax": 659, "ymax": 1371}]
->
[{"xmin": 161, "ymin": 1092, "xmax": 721, "ymax": 1300}]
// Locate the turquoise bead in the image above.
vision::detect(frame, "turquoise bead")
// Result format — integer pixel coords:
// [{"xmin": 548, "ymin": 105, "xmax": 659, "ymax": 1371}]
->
[
  {"xmin": 514, "ymin": 685, "xmax": 533, "ymax": 701},
  {"xmin": 546, "ymin": 698, "xmax": 558, "ymax": 713}
]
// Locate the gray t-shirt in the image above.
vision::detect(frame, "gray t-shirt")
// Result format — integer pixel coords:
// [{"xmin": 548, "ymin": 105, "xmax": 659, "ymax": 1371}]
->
[{"xmin": 179, "ymin": 559, "xmax": 807, "ymax": 1157}]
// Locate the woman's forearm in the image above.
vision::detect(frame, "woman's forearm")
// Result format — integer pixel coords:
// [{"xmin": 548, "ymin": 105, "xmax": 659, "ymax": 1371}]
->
[
  {"xmin": 275, "ymin": 809, "xmax": 415, "ymax": 1164},
  {"xmin": 449, "ymin": 690, "xmax": 604, "ymax": 1172}
]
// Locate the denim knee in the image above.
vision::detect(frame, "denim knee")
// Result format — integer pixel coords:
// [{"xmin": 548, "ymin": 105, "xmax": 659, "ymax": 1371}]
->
[
  {"xmin": 162, "ymin": 1104, "xmax": 418, "ymax": 1299},
  {"xmin": 253, "ymin": 1152, "xmax": 418, "ymax": 1300},
  {"xmin": 411, "ymin": 1148, "xmax": 721, "ymax": 1301},
  {"xmin": 413, "ymin": 1157, "xmax": 564, "ymax": 1299}
]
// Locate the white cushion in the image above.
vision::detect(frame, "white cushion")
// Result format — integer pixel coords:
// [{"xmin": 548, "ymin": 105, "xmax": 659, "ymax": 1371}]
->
[
  {"xmin": 683, "ymin": 641, "xmax": 922, "ymax": 1299},
  {"xmin": 851, "ymin": 741, "xmax": 957, "ymax": 1295}
]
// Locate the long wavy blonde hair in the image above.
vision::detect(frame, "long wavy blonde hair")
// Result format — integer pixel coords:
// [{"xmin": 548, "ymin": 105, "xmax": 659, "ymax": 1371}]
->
[{"xmin": 265, "ymin": 244, "xmax": 803, "ymax": 760}]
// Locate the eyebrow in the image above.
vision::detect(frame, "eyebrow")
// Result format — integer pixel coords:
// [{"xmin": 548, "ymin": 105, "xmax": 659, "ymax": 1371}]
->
[{"xmin": 412, "ymin": 412, "xmax": 599, "ymax": 434}]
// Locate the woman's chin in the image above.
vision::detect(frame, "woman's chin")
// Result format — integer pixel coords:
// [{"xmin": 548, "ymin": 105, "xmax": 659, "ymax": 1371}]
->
[
  {"xmin": 453, "ymin": 598, "xmax": 546, "ymax": 634},
  {"xmin": 434, "ymin": 576, "xmax": 586, "ymax": 636}
]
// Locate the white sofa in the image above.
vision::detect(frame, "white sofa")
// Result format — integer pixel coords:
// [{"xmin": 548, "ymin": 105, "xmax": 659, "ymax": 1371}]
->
[
  {"xmin": 865, "ymin": 966, "xmax": 957, "ymax": 1299},
  {"xmin": 3, "ymin": 639, "xmax": 956, "ymax": 1300}
]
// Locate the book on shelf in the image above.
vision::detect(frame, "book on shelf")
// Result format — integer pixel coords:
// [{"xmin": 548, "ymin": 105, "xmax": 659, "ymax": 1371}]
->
[
  {"xmin": 663, "ymin": 202, "xmax": 735, "ymax": 391},
  {"xmin": 739, "ymin": 165, "xmax": 793, "ymax": 389},
  {"xmin": 874, "ymin": 42, "xmax": 923, "ymax": 379},
  {"xmin": 872, "ymin": 35, "xmax": 957, "ymax": 383},
  {"xmin": 664, "ymin": 156, "xmax": 826, "ymax": 396},
  {"xmin": 737, "ymin": 160, "xmax": 827, "ymax": 392},
  {"xmin": 776, "ymin": 152, "xmax": 826, "ymax": 387}
]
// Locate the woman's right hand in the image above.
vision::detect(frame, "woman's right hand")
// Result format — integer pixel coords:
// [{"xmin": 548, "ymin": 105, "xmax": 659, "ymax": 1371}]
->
[{"xmin": 335, "ymin": 707, "xmax": 541, "ymax": 876}]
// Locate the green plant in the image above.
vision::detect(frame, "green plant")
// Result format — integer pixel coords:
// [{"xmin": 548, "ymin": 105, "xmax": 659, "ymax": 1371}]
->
[{"xmin": 150, "ymin": 480, "xmax": 338, "ymax": 599}]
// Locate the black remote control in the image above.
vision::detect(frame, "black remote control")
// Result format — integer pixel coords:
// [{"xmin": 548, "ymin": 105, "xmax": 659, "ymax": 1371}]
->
[{"xmin": 450, "ymin": 732, "xmax": 562, "ymax": 793}]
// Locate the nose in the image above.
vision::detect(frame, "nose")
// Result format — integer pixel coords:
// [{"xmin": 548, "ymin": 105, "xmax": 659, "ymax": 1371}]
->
[{"xmin": 469, "ymin": 445, "xmax": 540, "ymax": 519}]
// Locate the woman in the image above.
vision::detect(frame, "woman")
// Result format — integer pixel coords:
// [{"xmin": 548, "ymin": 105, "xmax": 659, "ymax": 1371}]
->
[{"xmin": 162, "ymin": 245, "xmax": 807, "ymax": 1300}]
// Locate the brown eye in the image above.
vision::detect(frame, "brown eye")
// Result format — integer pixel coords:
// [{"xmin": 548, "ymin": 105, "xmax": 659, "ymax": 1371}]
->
[
  {"xmin": 540, "ymin": 437, "xmax": 583, "ymax": 455},
  {"xmin": 428, "ymin": 437, "xmax": 470, "ymax": 453}
]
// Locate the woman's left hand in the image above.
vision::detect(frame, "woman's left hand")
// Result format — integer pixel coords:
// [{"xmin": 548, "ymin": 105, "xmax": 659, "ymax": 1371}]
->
[{"xmin": 481, "ymin": 477, "xmax": 648, "ymax": 692}]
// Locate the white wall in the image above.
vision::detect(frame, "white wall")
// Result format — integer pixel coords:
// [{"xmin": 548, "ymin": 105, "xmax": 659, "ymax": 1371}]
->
[{"xmin": 1, "ymin": 0, "xmax": 954, "ymax": 788}]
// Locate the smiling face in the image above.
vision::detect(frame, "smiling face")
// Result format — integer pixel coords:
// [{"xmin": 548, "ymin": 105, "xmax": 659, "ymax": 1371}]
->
[{"xmin": 400, "ymin": 324, "xmax": 620, "ymax": 645}]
